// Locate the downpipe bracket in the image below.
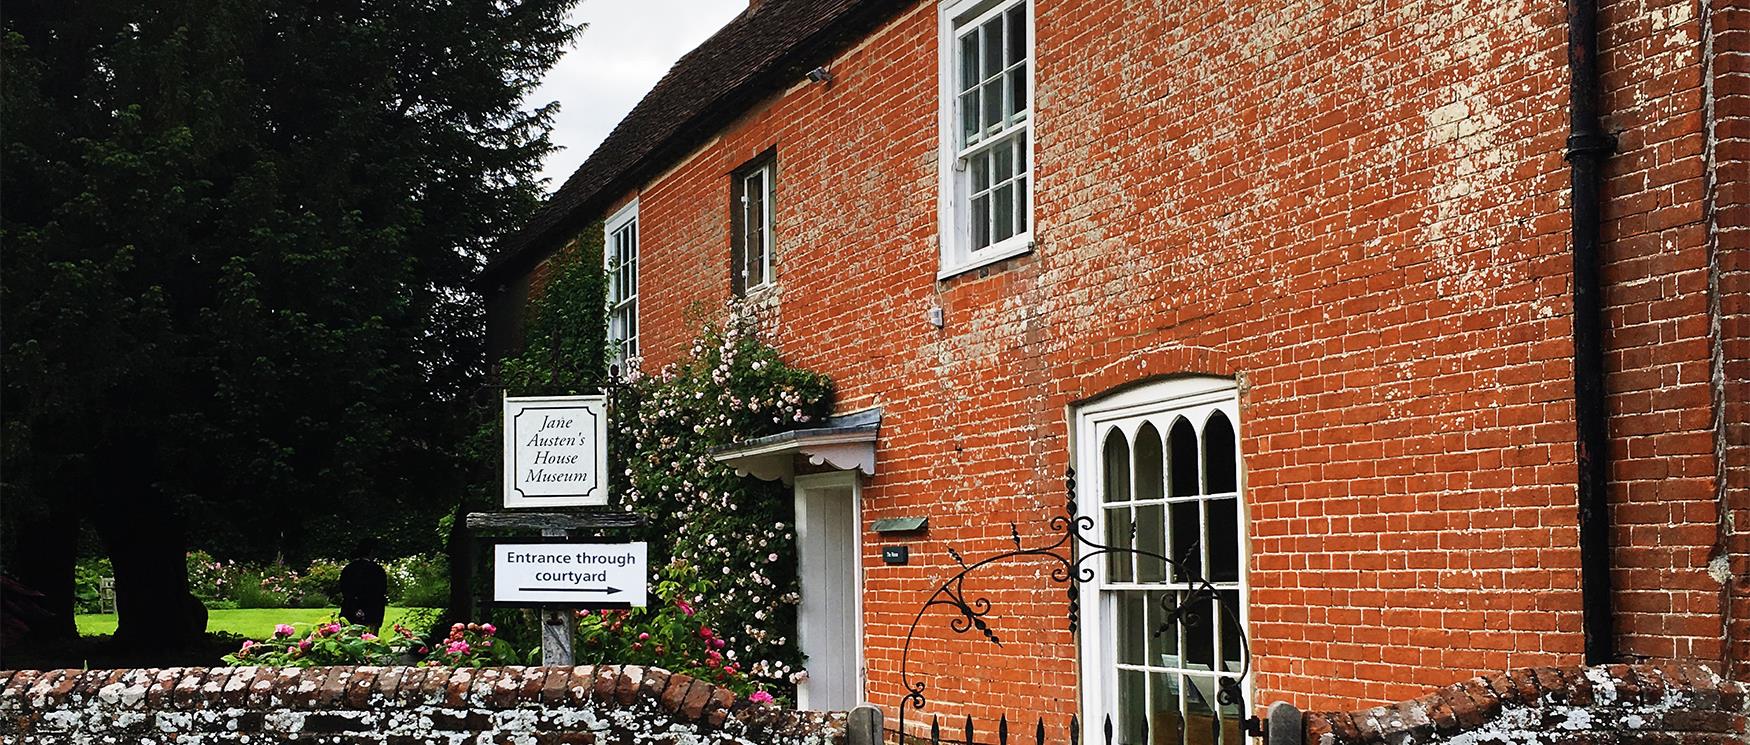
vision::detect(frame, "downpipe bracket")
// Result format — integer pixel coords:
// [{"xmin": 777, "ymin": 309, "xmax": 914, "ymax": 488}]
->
[{"xmin": 1565, "ymin": 131, "xmax": 1618, "ymax": 161}]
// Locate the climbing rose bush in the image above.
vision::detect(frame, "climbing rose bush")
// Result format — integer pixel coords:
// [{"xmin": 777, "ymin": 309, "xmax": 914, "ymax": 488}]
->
[
  {"xmin": 576, "ymin": 560, "xmax": 769, "ymax": 698},
  {"xmin": 610, "ymin": 305, "xmax": 833, "ymax": 697}
]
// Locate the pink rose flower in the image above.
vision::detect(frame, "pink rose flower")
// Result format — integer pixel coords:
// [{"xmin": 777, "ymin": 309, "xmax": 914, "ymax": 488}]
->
[
  {"xmin": 638, "ymin": 632, "xmax": 650, "ymax": 641},
  {"xmin": 299, "ymin": 638, "xmax": 312, "ymax": 651},
  {"xmin": 482, "ymin": 623, "xmax": 496, "ymax": 635},
  {"xmin": 361, "ymin": 633, "xmax": 377, "ymax": 642},
  {"xmin": 447, "ymin": 640, "xmax": 470, "ymax": 655},
  {"xmin": 240, "ymin": 640, "xmax": 254, "ymax": 651},
  {"xmin": 749, "ymin": 691, "xmax": 774, "ymax": 704},
  {"xmin": 675, "ymin": 599, "xmax": 695, "ymax": 617},
  {"xmin": 274, "ymin": 624, "xmax": 296, "ymax": 637}
]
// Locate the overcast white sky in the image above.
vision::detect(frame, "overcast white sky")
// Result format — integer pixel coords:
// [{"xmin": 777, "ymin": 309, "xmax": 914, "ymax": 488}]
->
[{"xmin": 529, "ymin": 0, "xmax": 749, "ymax": 192}]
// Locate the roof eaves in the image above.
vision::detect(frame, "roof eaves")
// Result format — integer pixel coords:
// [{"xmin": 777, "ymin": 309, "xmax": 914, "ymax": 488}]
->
[{"xmin": 477, "ymin": 0, "xmax": 911, "ymax": 288}]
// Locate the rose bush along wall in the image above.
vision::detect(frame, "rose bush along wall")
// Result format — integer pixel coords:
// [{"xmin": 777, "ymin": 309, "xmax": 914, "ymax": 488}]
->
[
  {"xmin": 610, "ymin": 307, "xmax": 834, "ymax": 697},
  {"xmin": 577, "ymin": 560, "xmax": 769, "ymax": 697}
]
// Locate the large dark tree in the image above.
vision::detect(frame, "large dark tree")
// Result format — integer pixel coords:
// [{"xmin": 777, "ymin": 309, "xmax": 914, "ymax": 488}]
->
[{"xmin": 1, "ymin": 0, "xmax": 579, "ymax": 649}]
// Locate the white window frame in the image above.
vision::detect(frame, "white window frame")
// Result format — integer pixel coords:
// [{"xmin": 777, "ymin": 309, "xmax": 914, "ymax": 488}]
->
[
  {"xmin": 736, "ymin": 162, "xmax": 774, "ymax": 293},
  {"xmin": 604, "ymin": 199, "xmax": 639, "ymax": 365},
  {"xmin": 937, "ymin": 0, "xmax": 1034, "ymax": 279},
  {"xmin": 1074, "ymin": 377, "xmax": 1249, "ymax": 745}
]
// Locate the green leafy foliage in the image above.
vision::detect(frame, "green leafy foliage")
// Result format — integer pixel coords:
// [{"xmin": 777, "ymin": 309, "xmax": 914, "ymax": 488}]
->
[
  {"xmin": 498, "ymin": 231, "xmax": 611, "ymax": 397},
  {"xmin": 387, "ymin": 554, "xmax": 450, "ymax": 608},
  {"xmin": 0, "ymin": 0, "xmax": 581, "ymax": 642},
  {"xmin": 185, "ymin": 551, "xmax": 242, "ymax": 603},
  {"xmin": 223, "ymin": 620, "xmax": 421, "ymax": 667},
  {"xmin": 232, "ymin": 572, "xmax": 290, "ymax": 610},
  {"xmin": 576, "ymin": 560, "xmax": 765, "ymax": 698},
  {"xmin": 72, "ymin": 558, "xmax": 113, "ymax": 614},
  {"xmin": 221, "ymin": 616, "xmax": 526, "ymax": 667},
  {"xmin": 611, "ymin": 307, "xmax": 834, "ymax": 695},
  {"xmin": 454, "ymin": 232, "xmax": 606, "ymax": 645},
  {"xmin": 423, "ymin": 621, "xmax": 535, "ymax": 666}
]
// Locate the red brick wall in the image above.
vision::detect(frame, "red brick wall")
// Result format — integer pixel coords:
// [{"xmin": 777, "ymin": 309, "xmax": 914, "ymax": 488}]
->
[
  {"xmin": 1597, "ymin": 0, "xmax": 1726, "ymax": 667},
  {"xmin": 1703, "ymin": 0, "xmax": 1750, "ymax": 682},
  {"xmin": 524, "ymin": 0, "xmax": 1743, "ymax": 723}
]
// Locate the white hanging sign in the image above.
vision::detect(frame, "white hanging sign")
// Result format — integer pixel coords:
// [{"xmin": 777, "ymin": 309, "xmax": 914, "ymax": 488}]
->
[
  {"xmin": 502, "ymin": 395, "xmax": 609, "ymax": 508},
  {"xmin": 493, "ymin": 542, "xmax": 647, "ymax": 607}
]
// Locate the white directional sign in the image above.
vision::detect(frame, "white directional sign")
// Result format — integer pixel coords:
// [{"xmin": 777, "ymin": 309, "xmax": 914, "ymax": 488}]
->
[
  {"xmin": 493, "ymin": 543, "xmax": 647, "ymax": 607},
  {"xmin": 503, "ymin": 395, "xmax": 608, "ymax": 508}
]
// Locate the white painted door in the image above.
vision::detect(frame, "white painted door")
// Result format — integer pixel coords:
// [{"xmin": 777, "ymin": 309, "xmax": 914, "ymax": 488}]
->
[{"xmin": 794, "ymin": 474, "xmax": 864, "ymax": 711}]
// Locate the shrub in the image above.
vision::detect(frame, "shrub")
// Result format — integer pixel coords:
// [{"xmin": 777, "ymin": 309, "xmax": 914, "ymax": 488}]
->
[
  {"xmin": 223, "ymin": 620, "xmax": 421, "ymax": 667},
  {"xmin": 387, "ymin": 554, "xmax": 448, "ymax": 608},
  {"xmin": 395, "ymin": 606, "xmax": 445, "ymax": 639},
  {"xmin": 421, "ymin": 622, "xmax": 533, "ymax": 666},
  {"xmin": 576, "ymin": 560, "xmax": 766, "ymax": 698},
  {"xmin": 295, "ymin": 559, "xmax": 345, "ymax": 602},
  {"xmin": 222, "ymin": 617, "xmax": 533, "ymax": 668},
  {"xmin": 186, "ymin": 550, "xmax": 242, "ymax": 602},
  {"xmin": 233, "ymin": 572, "xmax": 290, "ymax": 609},
  {"xmin": 72, "ymin": 557, "xmax": 112, "ymax": 614}
]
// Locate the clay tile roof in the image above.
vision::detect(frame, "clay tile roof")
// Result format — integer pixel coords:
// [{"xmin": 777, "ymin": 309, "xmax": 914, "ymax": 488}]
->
[{"xmin": 480, "ymin": 0, "xmax": 911, "ymax": 284}]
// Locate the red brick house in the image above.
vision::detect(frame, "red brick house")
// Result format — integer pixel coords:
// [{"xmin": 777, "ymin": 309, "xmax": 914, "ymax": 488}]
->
[{"xmin": 481, "ymin": 0, "xmax": 1748, "ymax": 738}]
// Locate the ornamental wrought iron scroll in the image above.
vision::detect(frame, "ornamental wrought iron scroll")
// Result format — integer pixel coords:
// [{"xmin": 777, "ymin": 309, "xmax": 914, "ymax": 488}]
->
[{"xmin": 896, "ymin": 467, "xmax": 1260, "ymax": 743}]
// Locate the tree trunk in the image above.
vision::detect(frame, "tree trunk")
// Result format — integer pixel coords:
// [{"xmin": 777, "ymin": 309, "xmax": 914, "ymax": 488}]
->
[
  {"xmin": 7, "ymin": 497, "xmax": 79, "ymax": 640},
  {"xmin": 90, "ymin": 445, "xmax": 204, "ymax": 650},
  {"xmin": 444, "ymin": 507, "xmax": 476, "ymax": 627}
]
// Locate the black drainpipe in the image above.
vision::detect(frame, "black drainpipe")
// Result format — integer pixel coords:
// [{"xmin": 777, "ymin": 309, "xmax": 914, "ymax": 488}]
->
[{"xmin": 1566, "ymin": 0, "xmax": 1617, "ymax": 667}]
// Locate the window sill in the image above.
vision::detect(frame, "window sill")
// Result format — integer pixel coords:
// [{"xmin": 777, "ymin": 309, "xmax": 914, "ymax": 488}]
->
[
  {"xmin": 937, "ymin": 234, "xmax": 1033, "ymax": 280},
  {"xmin": 737, "ymin": 281, "xmax": 779, "ymax": 303}
]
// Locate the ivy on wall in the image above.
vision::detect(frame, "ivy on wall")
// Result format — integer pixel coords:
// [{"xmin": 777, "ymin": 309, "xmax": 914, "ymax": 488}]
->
[{"xmin": 499, "ymin": 227, "xmax": 610, "ymax": 397}]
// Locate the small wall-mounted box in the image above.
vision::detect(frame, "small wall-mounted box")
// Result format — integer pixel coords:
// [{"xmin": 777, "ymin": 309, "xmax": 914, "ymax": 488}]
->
[
  {"xmin": 872, "ymin": 516, "xmax": 927, "ymax": 534},
  {"xmin": 882, "ymin": 545, "xmax": 910, "ymax": 565}
]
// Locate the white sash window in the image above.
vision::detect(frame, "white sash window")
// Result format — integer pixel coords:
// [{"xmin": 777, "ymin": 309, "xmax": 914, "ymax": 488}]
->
[
  {"xmin": 938, "ymin": 0, "xmax": 1033, "ymax": 277},
  {"xmin": 605, "ymin": 201, "xmax": 639, "ymax": 364}
]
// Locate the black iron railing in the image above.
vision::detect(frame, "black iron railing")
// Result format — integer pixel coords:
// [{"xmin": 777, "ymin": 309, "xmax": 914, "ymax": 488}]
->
[{"xmin": 893, "ymin": 468, "xmax": 1259, "ymax": 745}]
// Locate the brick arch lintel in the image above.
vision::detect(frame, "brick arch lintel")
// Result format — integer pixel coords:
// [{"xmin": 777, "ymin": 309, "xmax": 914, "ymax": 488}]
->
[{"xmin": 1060, "ymin": 343, "xmax": 1237, "ymax": 410}]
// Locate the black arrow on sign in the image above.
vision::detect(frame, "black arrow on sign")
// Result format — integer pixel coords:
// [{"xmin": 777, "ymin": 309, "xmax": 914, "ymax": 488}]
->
[{"xmin": 517, "ymin": 587, "xmax": 622, "ymax": 594}]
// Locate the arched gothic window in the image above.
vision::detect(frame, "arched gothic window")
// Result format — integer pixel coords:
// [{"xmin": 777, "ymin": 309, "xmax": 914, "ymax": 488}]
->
[{"xmin": 1075, "ymin": 378, "xmax": 1246, "ymax": 745}]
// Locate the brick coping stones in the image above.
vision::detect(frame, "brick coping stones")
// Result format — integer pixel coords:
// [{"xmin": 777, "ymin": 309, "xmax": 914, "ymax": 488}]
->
[
  {"xmin": 1305, "ymin": 664, "xmax": 1748, "ymax": 745},
  {"xmin": 0, "ymin": 664, "xmax": 848, "ymax": 744}
]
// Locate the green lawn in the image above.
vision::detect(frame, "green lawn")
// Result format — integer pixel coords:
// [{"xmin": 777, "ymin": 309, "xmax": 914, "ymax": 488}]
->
[{"xmin": 76, "ymin": 607, "xmax": 435, "ymax": 638}]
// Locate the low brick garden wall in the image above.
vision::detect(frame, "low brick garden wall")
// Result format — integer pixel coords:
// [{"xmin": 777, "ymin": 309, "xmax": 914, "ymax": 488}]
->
[
  {"xmin": 1304, "ymin": 664, "xmax": 1748, "ymax": 745},
  {"xmin": 0, "ymin": 664, "xmax": 847, "ymax": 744}
]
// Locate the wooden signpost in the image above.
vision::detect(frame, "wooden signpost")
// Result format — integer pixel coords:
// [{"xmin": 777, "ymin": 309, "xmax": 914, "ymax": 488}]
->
[{"xmin": 467, "ymin": 394, "xmax": 646, "ymax": 666}]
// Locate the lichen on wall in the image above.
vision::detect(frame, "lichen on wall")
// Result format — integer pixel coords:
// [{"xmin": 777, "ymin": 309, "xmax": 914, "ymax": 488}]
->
[
  {"xmin": 0, "ymin": 665, "xmax": 849, "ymax": 745},
  {"xmin": 1305, "ymin": 663, "xmax": 1749, "ymax": 745}
]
